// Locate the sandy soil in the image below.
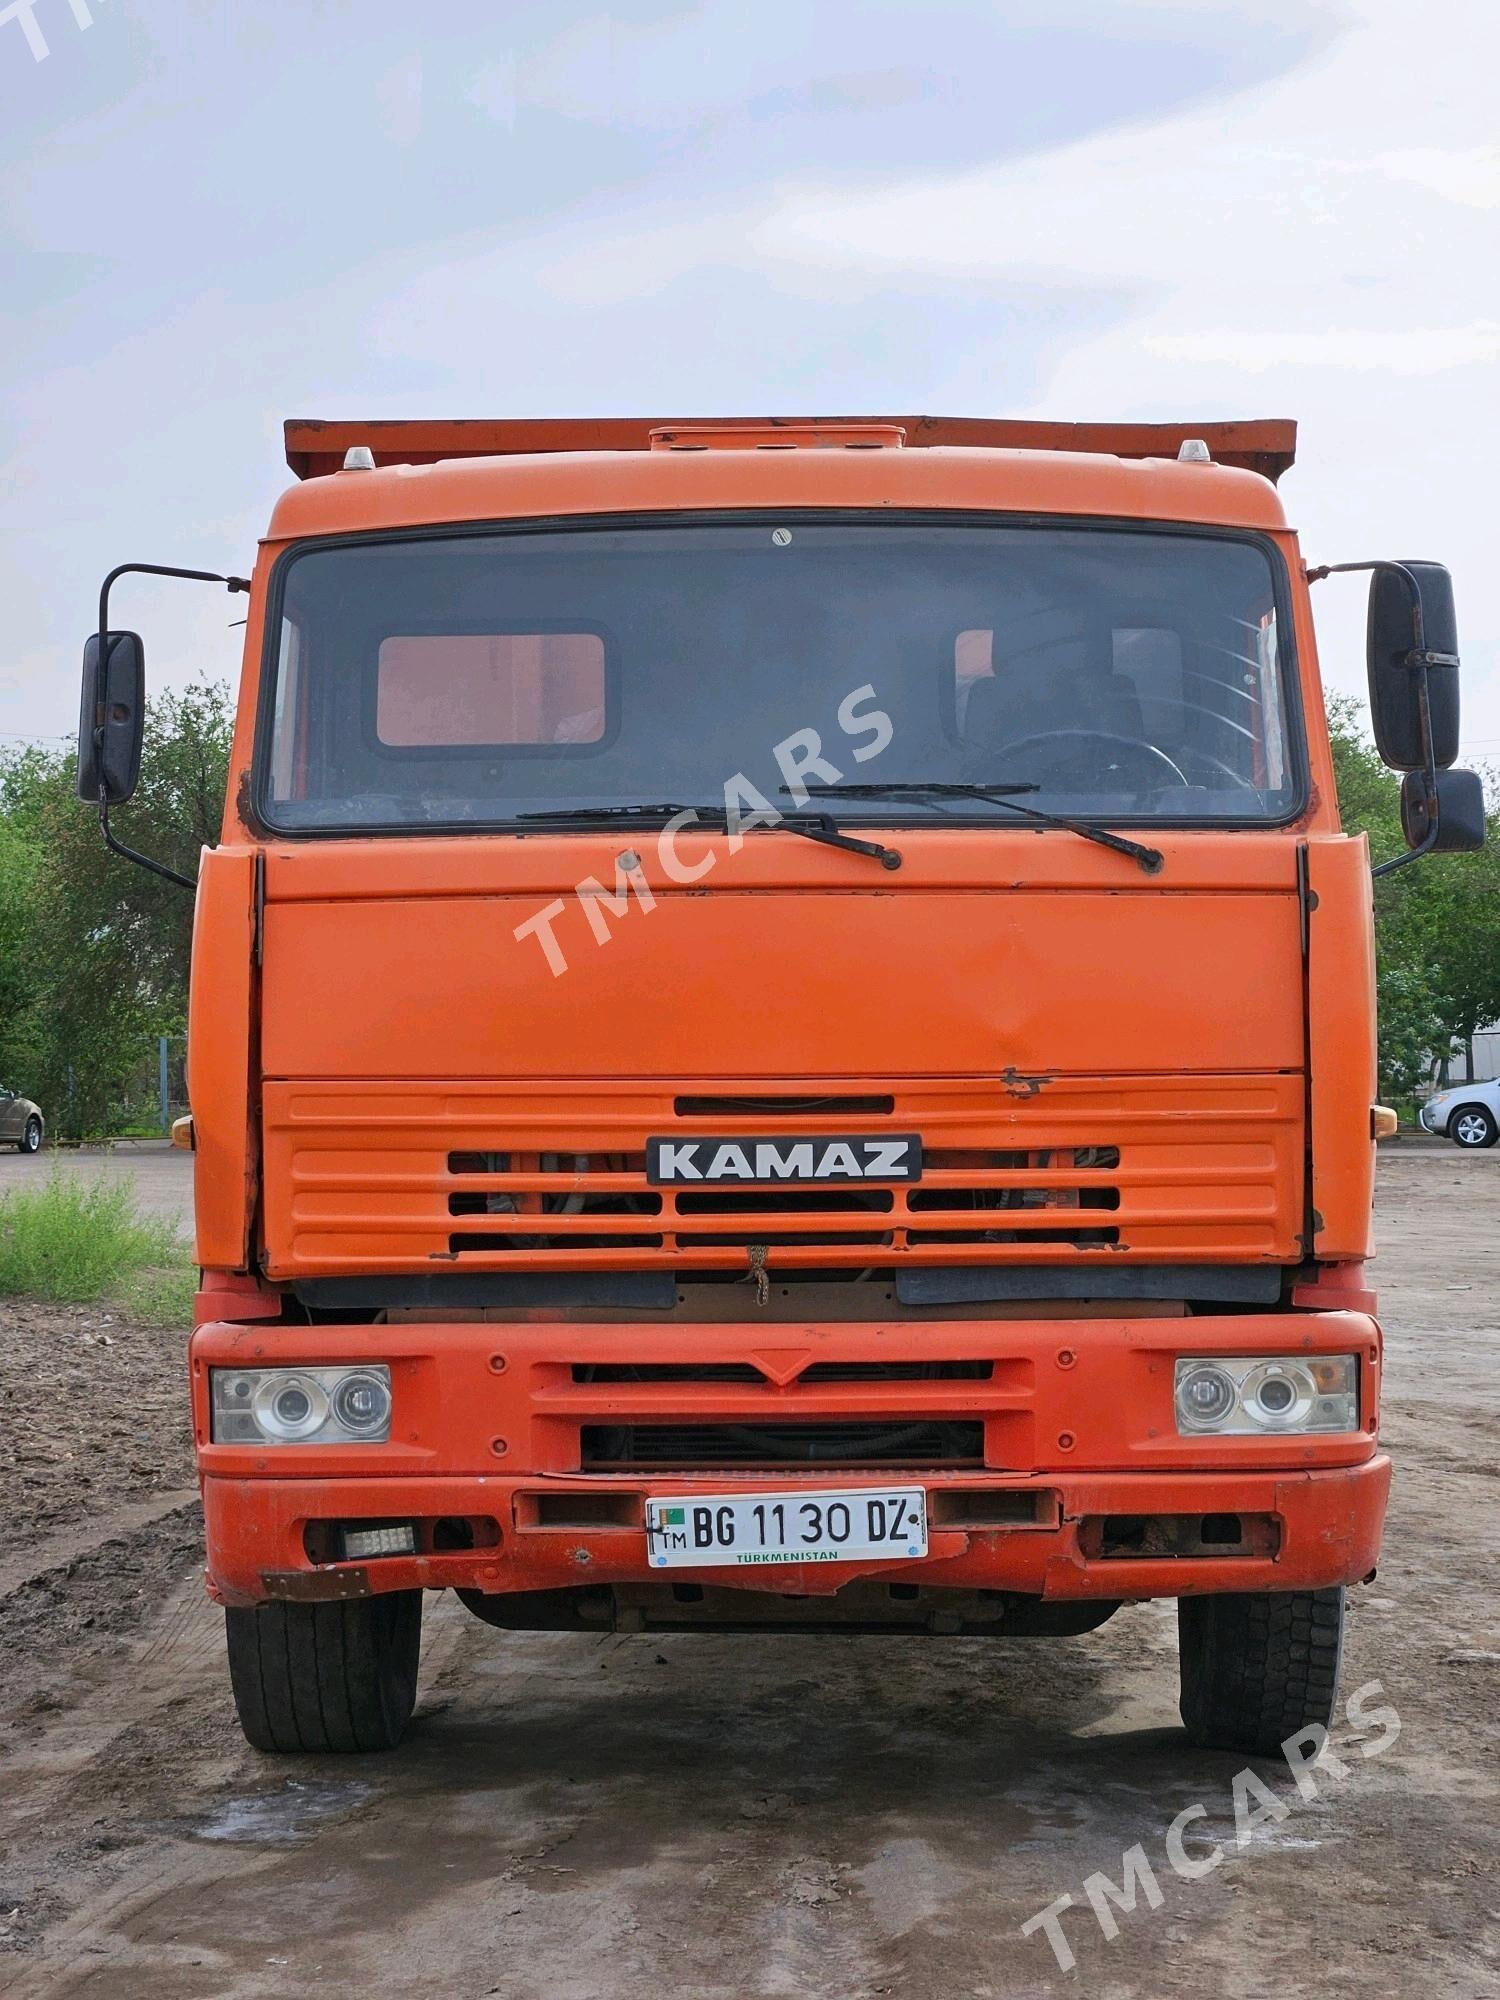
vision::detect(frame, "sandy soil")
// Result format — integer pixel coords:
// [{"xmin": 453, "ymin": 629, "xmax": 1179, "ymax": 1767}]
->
[{"xmin": 0, "ymin": 1144, "xmax": 1496, "ymax": 1999}]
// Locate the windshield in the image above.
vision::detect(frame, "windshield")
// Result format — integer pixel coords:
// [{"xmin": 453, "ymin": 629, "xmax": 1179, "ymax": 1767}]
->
[{"xmin": 259, "ymin": 518, "xmax": 1301, "ymax": 831}]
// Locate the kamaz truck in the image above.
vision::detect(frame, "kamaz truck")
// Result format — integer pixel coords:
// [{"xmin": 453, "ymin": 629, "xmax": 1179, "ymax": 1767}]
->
[{"xmin": 78, "ymin": 414, "xmax": 1485, "ymax": 1754}]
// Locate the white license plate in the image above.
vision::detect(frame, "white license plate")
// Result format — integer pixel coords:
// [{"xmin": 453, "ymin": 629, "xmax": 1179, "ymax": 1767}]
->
[{"xmin": 645, "ymin": 1487, "xmax": 928, "ymax": 1570}]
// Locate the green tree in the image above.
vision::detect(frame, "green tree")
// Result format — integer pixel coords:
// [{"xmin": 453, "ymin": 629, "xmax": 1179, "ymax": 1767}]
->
[
  {"xmin": 1326, "ymin": 697, "xmax": 1500, "ymax": 1093},
  {"xmin": 0, "ymin": 814, "xmax": 43, "ymax": 1091},
  {"xmin": 0, "ymin": 680, "xmax": 232, "ymax": 1135}
]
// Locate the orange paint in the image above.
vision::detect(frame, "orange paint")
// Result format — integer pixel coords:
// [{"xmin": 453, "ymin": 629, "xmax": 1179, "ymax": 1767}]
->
[{"xmin": 187, "ymin": 415, "xmax": 1387, "ymax": 1619}]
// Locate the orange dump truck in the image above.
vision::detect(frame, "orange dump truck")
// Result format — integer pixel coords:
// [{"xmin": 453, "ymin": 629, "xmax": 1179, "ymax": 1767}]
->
[{"xmin": 79, "ymin": 415, "xmax": 1486, "ymax": 1754}]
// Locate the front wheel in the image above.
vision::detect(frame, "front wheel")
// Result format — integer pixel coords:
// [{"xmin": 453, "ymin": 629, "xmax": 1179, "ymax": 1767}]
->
[
  {"xmin": 225, "ymin": 1592, "xmax": 422, "ymax": 1752},
  {"xmin": 19, "ymin": 1116, "xmax": 41, "ymax": 1154},
  {"xmin": 1178, "ymin": 1587, "xmax": 1344, "ymax": 1756},
  {"xmin": 1450, "ymin": 1103, "xmax": 1498, "ymax": 1149}
]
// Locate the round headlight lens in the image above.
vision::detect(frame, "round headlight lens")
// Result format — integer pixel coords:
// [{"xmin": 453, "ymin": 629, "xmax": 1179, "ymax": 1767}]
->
[
  {"xmin": 1176, "ymin": 1363, "xmax": 1236, "ymax": 1428},
  {"xmin": 332, "ymin": 1370, "xmax": 391, "ymax": 1437},
  {"xmin": 252, "ymin": 1372, "xmax": 329, "ymax": 1441},
  {"xmin": 1242, "ymin": 1362, "xmax": 1315, "ymax": 1428}
]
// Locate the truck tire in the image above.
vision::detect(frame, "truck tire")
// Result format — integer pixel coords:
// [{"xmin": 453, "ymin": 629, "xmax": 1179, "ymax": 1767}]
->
[
  {"xmin": 1178, "ymin": 1586, "xmax": 1344, "ymax": 1756},
  {"xmin": 225, "ymin": 1592, "xmax": 422, "ymax": 1753},
  {"xmin": 1450, "ymin": 1103, "xmax": 1498, "ymax": 1149}
]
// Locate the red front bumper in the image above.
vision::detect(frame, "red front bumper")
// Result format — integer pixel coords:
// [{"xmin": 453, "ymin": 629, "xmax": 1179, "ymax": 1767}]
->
[{"xmin": 189, "ymin": 1311, "xmax": 1389, "ymax": 1610}]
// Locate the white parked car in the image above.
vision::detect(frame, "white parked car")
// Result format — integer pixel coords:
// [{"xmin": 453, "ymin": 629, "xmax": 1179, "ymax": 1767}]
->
[{"xmin": 1420, "ymin": 1080, "xmax": 1500, "ymax": 1149}]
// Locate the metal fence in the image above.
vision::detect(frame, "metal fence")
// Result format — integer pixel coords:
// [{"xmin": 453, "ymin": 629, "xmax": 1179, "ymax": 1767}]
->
[{"xmin": 63, "ymin": 1034, "xmax": 189, "ymax": 1138}]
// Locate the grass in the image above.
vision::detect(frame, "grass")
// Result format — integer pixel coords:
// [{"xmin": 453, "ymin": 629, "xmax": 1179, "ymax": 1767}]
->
[
  {"xmin": 117, "ymin": 1261, "xmax": 198, "ymax": 1326},
  {"xmin": 0, "ymin": 1172, "xmax": 192, "ymax": 1314}
]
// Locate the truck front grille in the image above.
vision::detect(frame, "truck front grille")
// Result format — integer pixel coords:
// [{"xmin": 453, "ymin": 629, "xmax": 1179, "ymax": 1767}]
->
[{"xmin": 262, "ymin": 1073, "xmax": 1304, "ymax": 1279}]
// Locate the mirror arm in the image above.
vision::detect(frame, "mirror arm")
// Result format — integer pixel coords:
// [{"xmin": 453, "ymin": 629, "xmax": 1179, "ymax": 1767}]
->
[
  {"xmin": 92, "ymin": 564, "xmax": 251, "ymax": 894},
  {"xmin": 98, "ymin": 788, "xmax": 198, "ymax": 892},
  {"xmin": 1305, "ymin": 557, "xmax": 1429, "ymax": 647}
]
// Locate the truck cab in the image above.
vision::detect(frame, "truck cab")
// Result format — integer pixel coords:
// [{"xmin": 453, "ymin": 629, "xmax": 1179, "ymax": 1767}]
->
[{"xmin": 79, "ymin": 415, "xmax": 1483, "ymax": 1754}]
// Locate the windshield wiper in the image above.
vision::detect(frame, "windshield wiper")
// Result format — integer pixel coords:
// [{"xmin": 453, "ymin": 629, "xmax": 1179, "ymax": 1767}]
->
[
  {"xmin": 515, "ymin": 802, "xmax": 902, "ymax": 870},
  {"xmin": 516, "ymin": 802, "xmax": 692, "ymax": 823},
  {"xmin": 791, "ymin": 781, "xmax": 1164, "ymax": 875}
]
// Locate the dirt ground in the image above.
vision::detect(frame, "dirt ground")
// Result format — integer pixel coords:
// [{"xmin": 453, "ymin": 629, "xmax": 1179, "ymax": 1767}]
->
[{"xmin": 0, "ymin": 1144, "xmax": 1496, "ymax": 1999}]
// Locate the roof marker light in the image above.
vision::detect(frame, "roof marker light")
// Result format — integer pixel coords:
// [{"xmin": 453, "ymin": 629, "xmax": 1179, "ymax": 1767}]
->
[
  {"xmin": 342, "ymin": 445, "xmax": 377, "ymax": 471},
  {"xmin": 1177, "ymin": 438, "xmax": 1212, "ymax": 464}
]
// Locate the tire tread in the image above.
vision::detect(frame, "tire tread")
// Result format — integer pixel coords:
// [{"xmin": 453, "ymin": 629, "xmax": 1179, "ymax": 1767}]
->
[
  {"xmin": 1179, "ymin": 1585, "xmax": 1344, "ymax": 1756},
  {"xmin": 224, "ymin": 1593, "xmax": 422, "ymax": 1754}
]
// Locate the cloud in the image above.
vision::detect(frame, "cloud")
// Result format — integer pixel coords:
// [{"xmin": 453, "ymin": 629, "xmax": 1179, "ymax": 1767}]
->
[
  {"xmin": 1145, "ymin": 323, "xmax": 1500, "ymax": 374},
  {"xmin": 374, "ymin": 52, "xmax": 424, "ymax": 147},
  {"xmin": 468, "ymin": 54, "xmax": 518, "ymax": 129},
  {"xmin": 1376, "ymin": 143, "xmax": 1500, "ymax": 208},
  {"xmin": 728, "ymin": 0, "xmax": 1500, "ymax": 739},
  {"xmin": 751, "ymin": 24, "xmax": 1496, "ymax": 325},
  {"xmin": 3, "ymin": 0, "xmax": 1497, "ymax": 753}
]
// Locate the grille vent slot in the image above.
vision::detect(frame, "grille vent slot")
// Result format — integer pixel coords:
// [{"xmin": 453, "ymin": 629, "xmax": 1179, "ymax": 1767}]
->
[
  {"xmin": 580, "ymin": 1420, "xmax": 984, "ymax": 1469},
  {"xmin": 570, "ymin": 1360, "xmax": 993, "ymax": 1385},
  {"xmin": 450, "ymin": 1232, "xmax": 665, "ymax": 1253},
  {"xmin": 674, "ymin": 1189, "xmax": 894, "ymax": 1216},
  {"xmin": 673, "ymin": 1094, "xmax": 895, "ymax": 1117}
]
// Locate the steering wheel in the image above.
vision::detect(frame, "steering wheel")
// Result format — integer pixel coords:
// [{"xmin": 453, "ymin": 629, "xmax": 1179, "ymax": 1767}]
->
[
  {"xmin": 988, "ymin": 729, "xmax": 1190, "ymax": 791},
  {"xmin": 1162, "ymin": 743, "xmax": 1261, "ymax": 791}
]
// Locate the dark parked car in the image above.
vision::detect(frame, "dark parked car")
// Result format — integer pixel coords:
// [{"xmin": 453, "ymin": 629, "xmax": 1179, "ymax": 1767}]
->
[{"xmin": 0, "ymin": 1089, "xmax": 44, "ymax": 1153}]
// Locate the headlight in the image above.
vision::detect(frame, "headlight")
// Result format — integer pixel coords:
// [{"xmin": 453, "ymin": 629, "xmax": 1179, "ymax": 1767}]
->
[
  {"xmin": 211, "ymin": 1365, "xmax": 392, "ymax": 1445},
  {"xmin": 252, "ymin": 1372, "xmax": 330, "ymax": 1440},
  {"xmin": 1173, "ymin": 1354, "xmax": 1357, "ymax": 1436}
]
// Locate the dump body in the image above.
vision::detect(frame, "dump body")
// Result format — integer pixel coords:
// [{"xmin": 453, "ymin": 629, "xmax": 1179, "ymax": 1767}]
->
[{"xmin": 187, "ymin": 417, "xmax": 1387, "ymax": 1630}]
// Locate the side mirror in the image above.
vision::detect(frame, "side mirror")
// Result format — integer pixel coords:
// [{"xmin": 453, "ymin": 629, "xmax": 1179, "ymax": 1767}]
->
[
  {"xmin": 77, "ymin": 630, "xmax": 145, "ymax": 805},
  {"xmin": 1400, "ymin": 766, "xmax": 1487, "ymax": 854},
  {"xmin": 1367, "ymin": 560, "xmax": 1460, "ymax": 771}
]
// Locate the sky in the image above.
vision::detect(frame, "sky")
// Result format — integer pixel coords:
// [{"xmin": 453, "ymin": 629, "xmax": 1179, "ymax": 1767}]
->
[{"xmin": 3, "ymin": 0, "xmax": 1498, "ymax": 764}]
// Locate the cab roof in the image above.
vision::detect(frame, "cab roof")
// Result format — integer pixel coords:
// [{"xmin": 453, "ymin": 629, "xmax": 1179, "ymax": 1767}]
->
[{"xmin": 267, "ymin": 415, "xmax": 1295, "ymax": 542}]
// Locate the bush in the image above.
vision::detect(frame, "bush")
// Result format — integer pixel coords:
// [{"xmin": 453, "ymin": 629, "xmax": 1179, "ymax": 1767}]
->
[{"xmin": 0, "ymin": 1172, "xmax": 189, "ymax": 1305}]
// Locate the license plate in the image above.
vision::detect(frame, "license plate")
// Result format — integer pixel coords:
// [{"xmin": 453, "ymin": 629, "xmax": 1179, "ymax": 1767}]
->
[{"xmin": 645, "ymin": 1487, "xmax": 928, "ymax": 1569}]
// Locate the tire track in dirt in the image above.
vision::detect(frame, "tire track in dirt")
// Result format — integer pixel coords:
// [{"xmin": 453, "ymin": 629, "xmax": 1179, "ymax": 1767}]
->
[
  {"xmin": 0, "ymin": 1494, "xmax": 200, "ymax": 1602},
  {"xmin": 2, "ymin": 1584, "xmax": 475, "ymax": 1997}
]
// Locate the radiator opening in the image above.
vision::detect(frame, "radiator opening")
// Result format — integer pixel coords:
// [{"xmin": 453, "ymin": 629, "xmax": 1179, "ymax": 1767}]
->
[
  {"xmin": 924, "ymin": 1145, "xmax": 1121, "ymax": 1171},
  {"xmin": 907, "ymin": 1186, "xmax": 1120, "ymax": 1213},
  {"xmin": 673, "ymin": 1094, "xmax": 895, "ymax": 1117},
  {"xmin": 580, "ymin": 1420, "xmax": 985, "ymax": 1470},
  {"xmin": 674, "ymin": 1188, "xmax": 894, "ymax": 1215},
  {"xmin": 570, "ymin": 1359, "xmax": 994, "ymax": 1385},
  {"xmin": 448, "ymin": 1191, "xmax": 664, "ymax": 1217},
  {"xmin": 678, "ymin": 1229, "xmax": 894, "ymax": 1248},
  {"xmin": 449, "ymin": 1231, "xmax": 665, "ymax": 1253},
  {"xmin": 572, "ymin": 1362, "xmax": 764, "ymax": 1384},
  {"xmin": 907, "ymin": 1225, "xmax": 1120, "ymax": 1247}
]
